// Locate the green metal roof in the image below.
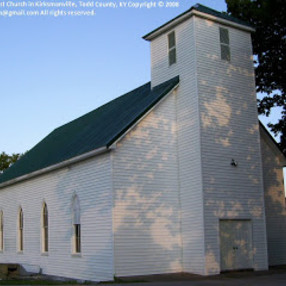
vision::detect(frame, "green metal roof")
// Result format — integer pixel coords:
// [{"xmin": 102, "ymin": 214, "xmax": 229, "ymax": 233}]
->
[
  {"xmin": 143, "ymin": 3, "xmax": 253, "ymax": 40},
  {"xmin": 0, "ymin": 76, "xmax": 179, "ymax": 185},
  {"xmin": 193, "ymin": 4, "xmax": 252, "ymax": 27}
]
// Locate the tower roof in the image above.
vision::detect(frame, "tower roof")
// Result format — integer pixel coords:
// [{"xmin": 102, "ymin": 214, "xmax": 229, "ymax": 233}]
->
[{"xmin": 143, "ymin": 3, "xmax": 254, "ymax": 41}]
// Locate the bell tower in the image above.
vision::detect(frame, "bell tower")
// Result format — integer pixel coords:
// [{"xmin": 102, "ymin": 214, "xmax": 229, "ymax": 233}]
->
[{"xmin": 143, "ymin": 4, "xmax": 268, "ymax": 275}]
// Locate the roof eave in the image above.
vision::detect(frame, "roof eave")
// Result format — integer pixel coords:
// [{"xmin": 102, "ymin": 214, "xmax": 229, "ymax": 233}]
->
[
  {"xmin": 143, "ymin": 9, "xmax": 255, "ymax": 41},
  {"xmin": 0, "ymin": 146, "xmax": 109, "ymax": 189}
]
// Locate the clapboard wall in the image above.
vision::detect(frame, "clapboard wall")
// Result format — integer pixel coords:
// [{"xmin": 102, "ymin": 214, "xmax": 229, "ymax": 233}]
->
[{"xmin": 0, "ymin": 153, "xmax": 113, "ymax": 282}]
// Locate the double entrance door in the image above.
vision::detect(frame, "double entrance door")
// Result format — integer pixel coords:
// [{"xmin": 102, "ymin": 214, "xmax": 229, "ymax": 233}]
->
[{"xmin": 220, "ymin": 219, "xmax": 253, "ymax": 271}]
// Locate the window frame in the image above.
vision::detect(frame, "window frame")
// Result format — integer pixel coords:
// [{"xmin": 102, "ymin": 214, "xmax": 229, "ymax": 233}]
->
[
  {"xmin": 18, "ymin": 207, "xmax": 24, "ymax": 252},
  {"xmin": 42, "ymin": 202, "xmax": 49, "ymax": 253},
  {"xmin": 74, "ymin": 224, "xmax": 81, "ymax": 254},
  {"xmin": 219, "ymin": 27, "xmax": 231, "ymax": 62},
  {"xmin": 0, "ymin": 211, "xmax": 3, "ymax": 252},
  {"xmin": 72, "ymin": 195, "xmax": 81, "ymax": 255},
  {"xmin": 168, "ymin": 31, "xmax": 177, "ymax": 66}
]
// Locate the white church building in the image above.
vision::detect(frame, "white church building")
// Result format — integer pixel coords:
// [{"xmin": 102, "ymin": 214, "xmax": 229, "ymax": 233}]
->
[{"xmin": 0, "ymin": 3, "xmax": 285, "ymax": 282}]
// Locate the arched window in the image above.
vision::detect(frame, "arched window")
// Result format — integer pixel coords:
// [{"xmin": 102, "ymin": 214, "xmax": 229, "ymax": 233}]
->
[
  {"xmin": 72, "ymin": 195, "xmax": 81, "ymax": 253},
  {"xmin": 0, "ymin": 211, "xmax": 3, "ymax": 251},
  {"xmin": 42, "ymin": 202, "xmax": 48, "ymax": 253},
  {"xmin": 18, "ymin": 208, "xmax": 24, "ymax": 252}
]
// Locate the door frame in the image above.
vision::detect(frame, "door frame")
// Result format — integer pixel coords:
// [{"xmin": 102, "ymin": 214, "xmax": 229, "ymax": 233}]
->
[{"xmin": 219, "ymin": 218, "xmax": 254, "ymax": 272}]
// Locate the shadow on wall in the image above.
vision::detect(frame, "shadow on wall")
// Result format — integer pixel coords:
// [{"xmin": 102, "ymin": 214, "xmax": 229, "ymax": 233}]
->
[
  {"xmin": 48, "ymin": 16, "xmax": 286, "ymax": 281},
  {"xmin": 186, "ymin": 17, "xmax": 268, "ymax": 274},
  {"xmin": 111, "ymin": 12, "xmax": 275, "ymax": 273},
  {"xmin": 112, "ymin": 91, "xmax": 183, "ymax": 275},
  {"xmin": 199, "ymin": 55, "xmax": 269, "ymax": 273},
  {"xmin": 51, "ymin": 90, "xmax": 185, "ymax": 280},
  {"xmin": 51, "ymin": 154, "xmax": 114, "ymax": 281},
  {"xmin": 260, "ymin": 133, "xmax": 286, "ymax": 266}
]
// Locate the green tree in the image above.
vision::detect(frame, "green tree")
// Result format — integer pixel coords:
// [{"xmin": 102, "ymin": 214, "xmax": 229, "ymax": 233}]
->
[
  {"xmin": 0, "ymin": 152, "xmax": 22, "ymax": 174},
  {"xmin": 226, "ymin": 0, "xmax": 286, "ymax": 154}
]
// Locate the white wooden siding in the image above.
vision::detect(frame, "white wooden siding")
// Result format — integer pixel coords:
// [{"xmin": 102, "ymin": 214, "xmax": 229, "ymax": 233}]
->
[
  {"xmin": 0, "ymin": 153, "xmax": 113, "ymax": 282},
  {"xmin": 112, "ymin": 90, "xmax": 182, "ymax": 276},
  {"xmin": 150, "ymin": 17, "xmax": 205, "ymax": 275},
  {"xmin": 260, "ymin": 126, "xmax": 286, "ymax": 265},
  {"xmin": 194, "ymin": 16, "xmax": 268, "ymax": 274}
]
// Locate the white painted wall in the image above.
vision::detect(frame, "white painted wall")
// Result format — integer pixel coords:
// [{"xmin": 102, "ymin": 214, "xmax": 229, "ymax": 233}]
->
[
  {"xmin": 0, "ymin": 153, "xmax": 113, "ymax": 282},
  {"xmin": 150, "ymin": 16, "xmax": 205, "ymax": 275},
  {"xmin": 194, "ymin": 16, "xmax": 268, "ymax": 274},
  {"xmin": 112, "ymin": 90, "xmax": 182, "ymax": 276},
  {"xmin": 260, "ymin": 126, "xmax": 286, "ymax": 266}
]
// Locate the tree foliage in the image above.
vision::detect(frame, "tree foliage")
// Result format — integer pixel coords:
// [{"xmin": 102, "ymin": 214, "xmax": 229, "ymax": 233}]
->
[
  {"xmin": 226, "ymin": 0, "xmax": 286, "ymax": 154},
  {"xmin": 0, "ymin": 152, "xmax": 22, "ymax": 174}
]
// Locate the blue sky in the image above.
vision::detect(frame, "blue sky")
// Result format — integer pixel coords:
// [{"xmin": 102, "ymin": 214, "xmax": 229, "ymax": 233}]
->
[{"xmin": 0, "ymin": 0, "xmax": 280, "ymax": 154}]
